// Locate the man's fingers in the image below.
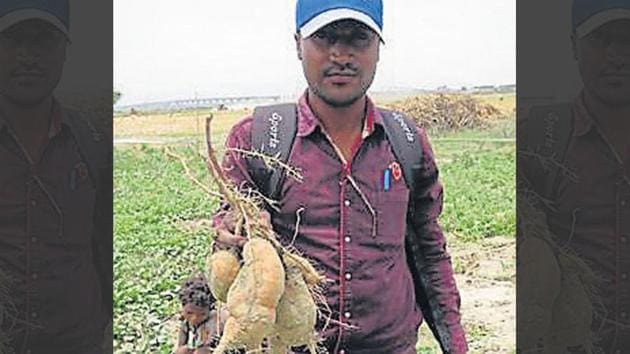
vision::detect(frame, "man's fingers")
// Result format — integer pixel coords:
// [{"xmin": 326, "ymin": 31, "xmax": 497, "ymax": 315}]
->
[
  {"xmin": 215, "ymin": 229, "xmax": 247, "ymax": 247},
  {"xmin": 260, "ymin": 211, "xmax": 272, "ymax": 228},
  {"xmin": 221, "ymin": 212, "xmax": 236, "ymax": 232}
]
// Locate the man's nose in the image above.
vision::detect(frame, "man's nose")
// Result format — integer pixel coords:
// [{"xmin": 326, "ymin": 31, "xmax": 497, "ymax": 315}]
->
[
  {"xmin": 16, "ymin": 43, "xmax": 41, "ymax": 64},
  {"xmin": 606, "ymin": 40, "xmax": 630, "ymax": 68},
  {"xmin": 329, "ymin": 40, "xmax": 355, "ymax": 64}
]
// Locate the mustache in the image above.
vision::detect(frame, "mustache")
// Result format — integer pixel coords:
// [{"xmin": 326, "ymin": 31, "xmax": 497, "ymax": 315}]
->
[
  {"xmin": 600, "ymin": 63, "xmax": 630, "ymax": 77},
  {"xmin": 324, "ymin": 65, "xmax": 359, "ymax": 77},
  {"xmin": 601, "ymin": 70, "xmax": 630, "ymax": 77},
  {"xmin": 11, "ymin": 66, "xmax": 45, "ymax": 77}
]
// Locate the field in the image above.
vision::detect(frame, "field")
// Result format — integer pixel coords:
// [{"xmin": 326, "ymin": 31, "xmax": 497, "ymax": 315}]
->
[{"xmin": 113, "ymin": 93, "xmax": 516, "ymax": 353}]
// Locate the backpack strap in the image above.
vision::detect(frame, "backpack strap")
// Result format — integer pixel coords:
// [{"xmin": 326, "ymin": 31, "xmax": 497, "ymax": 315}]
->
[
  {"xmin": 63, "ymin": 108, "xmax": 113, "ymax": 314},
  {"xmin": 251, "ymin": 103, "xmax": 298, "ymax": 200},
  {"xmin": 379, "ymin": 109, "xmax": 454, "ymax": 349},
  {"xmin": 379, "ymin": 109, "xmax": 423, "ymax": 192},
  {"xmin": 63, "ymin": 109, "xmax": 110, "ymax": 189},
  {"xmin": 523, "ymin": 104, "xmax": 574, "ymax": 200}
]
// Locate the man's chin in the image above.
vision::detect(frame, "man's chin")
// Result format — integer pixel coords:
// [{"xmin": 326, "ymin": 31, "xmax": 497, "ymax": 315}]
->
[
  {"xmin": 595, "ymin": 88, "xmax": 630, "ymax": 107},
  {"xmin": 1, "ymin": 91, "xmax": 51, "ymax": 107},
  {"xmin": 313, "ymin": 88, "xmax": 365, "ymax": 108}
]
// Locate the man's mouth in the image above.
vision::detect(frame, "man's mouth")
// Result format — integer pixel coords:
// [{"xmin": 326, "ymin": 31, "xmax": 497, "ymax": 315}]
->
[
  {"xmin": 601, "ymin": 70, "xmax": 630, "ymax": 79},
  {"xmin": 325, "ymin": 72, "xmax": 357, "ymax": 85},
  {"xmin": 13, "ymin": 72, "xmax": 44, "ymax": 78}
]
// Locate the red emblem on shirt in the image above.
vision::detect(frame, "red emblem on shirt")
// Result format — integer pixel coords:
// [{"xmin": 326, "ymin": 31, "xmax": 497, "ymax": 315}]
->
[
  {"xmin": 76, "ymin": 162, "xmax": 89, "ymax": 181},
  {"xmin": 389, "ymin": 162, "xmax": 402, "ymax": 181}
]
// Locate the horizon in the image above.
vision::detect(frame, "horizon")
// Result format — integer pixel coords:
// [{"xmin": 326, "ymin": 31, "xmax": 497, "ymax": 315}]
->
[{"xmin": 114, "ymin": 1, "xmax": 515, "ymax": 106}]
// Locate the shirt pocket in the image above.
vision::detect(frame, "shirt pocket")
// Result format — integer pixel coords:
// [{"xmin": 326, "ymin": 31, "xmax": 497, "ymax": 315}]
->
[
  {"xmin": 375, "ymin": 181, "xmax": 409, "ymax": 249},
  {"xmin": 61, "ymin": 162, "xmax": 96, "ymax": 247}
]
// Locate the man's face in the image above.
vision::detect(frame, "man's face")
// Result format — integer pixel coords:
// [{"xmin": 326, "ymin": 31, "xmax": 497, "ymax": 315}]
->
[
  {"xmin": 296, "ymin": 19, "xmax": 380, "ymax": 108},
  {"xmin": 0, "ymin": 19, "xmax": 67, "ymax": 106},
  {"xmin": 574, "ymin": 19, "xmax": 630, "ymax": 106}
]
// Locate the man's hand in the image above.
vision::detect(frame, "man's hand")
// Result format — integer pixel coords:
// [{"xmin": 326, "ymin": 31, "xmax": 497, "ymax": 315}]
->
[
  {"xmin": 214, "ymin": 210, "xmax": 272, "ymax": 248},
  {"xmin": 175, "ymin": 346, "xmax": 193, "ymax": 354}
]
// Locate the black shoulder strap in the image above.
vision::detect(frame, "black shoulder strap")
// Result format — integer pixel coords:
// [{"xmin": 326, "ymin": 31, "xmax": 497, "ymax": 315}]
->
[
  {"xmin": 524, "ymin": 103, "xmax": 573, "ymax": 199},
  {"xmin": 379, "ymin": 109, "xmax": 454, "ymax": 349},
  {"xmin": 63, "ymin": 108, "xmax": 113, "ymax": 314},
  {"xmin": 378, "ymin": 109, "xmax": 423, "ymax": 192},
  {"xmin": 63, "ymin": 109, "xmax": 110, "ymax": 189},
  {"xmin": 251, "ymin": 103, "xmax": 298, "ymax": 199}
]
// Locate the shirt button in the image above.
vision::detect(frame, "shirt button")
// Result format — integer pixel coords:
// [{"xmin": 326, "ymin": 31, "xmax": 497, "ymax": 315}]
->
[
  {"xmin": 31, "ymin": 273, "xmax": 38, "ymax": 280},
  {"xmin": 621, "ymin": 312, "xmax": 627, "ymax": 318},
  {"xmin": 345, "ymin": 273, "xmax": 352, "ymax": 280},
  {"xmin": 344, "ymin": 199, "xmax": 351, "ymax": 207},
  {"xmin": 31, "ymin": 236, "xmax": 37, "ymax": 243},
  {"xmin": 344, "ymin": 311, "xmax": 351, "ymax": 319},
  {"xmin": 622, "ymin": 273, "xmax": 628, "ymax": 280},
  {"xmin": 344, "ymin": 236, "xmax": 351, "ymax": 243},
  {"xmin": 30, "ymin": 199, "xmax": 37, "ymax": 207},
  {"xmin": 622, "ymin": 236, "xmax": 628, "ymax": 243},
  {"xmin": 31, "ymin": 312, "xmax": 37, "ymax": 318}
]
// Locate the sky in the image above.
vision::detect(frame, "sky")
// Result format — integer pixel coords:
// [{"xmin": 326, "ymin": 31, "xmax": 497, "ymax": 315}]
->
[{"xmin": 114, "ymin": 1, "xmax": 515, "ymax": 106}]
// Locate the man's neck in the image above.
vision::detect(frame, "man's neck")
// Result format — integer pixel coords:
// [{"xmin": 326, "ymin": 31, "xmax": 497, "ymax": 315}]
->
[
  {"xmin": 0, "ymin": 95, "xmax": 53, "ymax": 135},
  {"xmin": 582, "ymin": 90, "xmax": 630, "ymax": 158},
  {"xmin": 0, "ymin": 95, "xmax": 54, "ymax": 160},
  {"xmin": 307, "ymin": 89, "xmax": 366, "ymax": 137}
]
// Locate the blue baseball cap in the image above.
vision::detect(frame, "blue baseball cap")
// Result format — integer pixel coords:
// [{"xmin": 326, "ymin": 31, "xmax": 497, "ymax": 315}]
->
[
  {"xmin": 0, "ymin": 0, "xmax": 70, "ymax": 37},
  {"xmin": 572, "ymin": 0, "xmax": 630, "ymax": 38},
  {"xmin": 296, "ymin": 0, "xmax": 383, "ymax": 40}
]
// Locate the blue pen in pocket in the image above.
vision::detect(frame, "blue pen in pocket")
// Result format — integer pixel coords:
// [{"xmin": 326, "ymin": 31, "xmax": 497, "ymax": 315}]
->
[
  {"xmin": 69, "ymin": 168, "xmax": 77, "ymax": 191},
  {"xmin": 383, "ymin": 168, "xmax": 392, "ymax": 192}
]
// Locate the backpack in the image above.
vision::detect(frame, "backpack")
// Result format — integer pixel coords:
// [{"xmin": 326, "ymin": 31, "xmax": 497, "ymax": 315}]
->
[
  {"xmin": 249, "ymin": 103, "xmax": 451, "ymax": 351},
  {"xmin": 520, "ymin": 103, "xmax": 574, "ymax": 201},
  {"xmin": 64, "ymin": 108, "xmax": 113, "ymax": 315}
]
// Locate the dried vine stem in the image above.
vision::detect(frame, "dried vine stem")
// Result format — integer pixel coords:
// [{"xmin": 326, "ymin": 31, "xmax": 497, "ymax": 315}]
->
[
  {"xmin": 163, "ymin": 146, "xmax": 223, "ymax": 199},
  {"xmin": 226, "ymin": 147, "xmax": 304, "ymax": 183}
]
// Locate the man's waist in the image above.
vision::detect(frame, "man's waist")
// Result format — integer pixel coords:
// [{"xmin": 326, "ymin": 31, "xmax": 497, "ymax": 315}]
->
[{"xmin": 320, "ymin": 263, "xmax": 422, "ymax": 350}]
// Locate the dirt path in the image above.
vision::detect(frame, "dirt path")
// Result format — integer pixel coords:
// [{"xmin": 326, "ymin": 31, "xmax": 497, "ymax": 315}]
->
[{"xmin": 452, "ymin": 237, "xmax": 515, "ymax": 353}]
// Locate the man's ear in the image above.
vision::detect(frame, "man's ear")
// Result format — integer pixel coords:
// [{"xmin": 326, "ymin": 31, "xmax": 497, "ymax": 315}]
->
[
  {"xmin": 295, "ymin": 33, "xmax": 303, "ymax": 61},
  {"xmin": 571, "ymin": 31, "xmax": 579, "ymax": 61}
]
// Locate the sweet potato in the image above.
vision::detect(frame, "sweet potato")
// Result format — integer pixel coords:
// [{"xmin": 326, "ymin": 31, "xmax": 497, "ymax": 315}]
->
[
  {"xmin": 207, "ymin": 250, "xmax": 241, "ymax": 302},
  {"xmin": 284, "ymin": 253, "xmax": 325, "ymax": 288},
  {"xmin": 269, "ymin": 255, "xmax": 318, "ymax": 354},
  {"xmin": 213, "ymin": 238, "xmax": 286, "ymax": 353}
]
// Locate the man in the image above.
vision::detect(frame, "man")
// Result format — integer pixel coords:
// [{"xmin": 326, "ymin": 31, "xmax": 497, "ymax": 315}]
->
[
  {"xmin": 213, "ymin": 1, "xmax": 467, "ymax": 353},
  {"xmin": 518, "ymin": 0, "xmax": 630, "ymax": 352},
  {"xmin": 0, "ymin": 0, "xmax": 112, "ymax": 353}
]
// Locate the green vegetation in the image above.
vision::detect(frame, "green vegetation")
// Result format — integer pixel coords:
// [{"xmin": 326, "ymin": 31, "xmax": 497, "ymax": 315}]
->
[{"xmin": 113, "ymin": 100, "xmax": 515, "ymax": 352}]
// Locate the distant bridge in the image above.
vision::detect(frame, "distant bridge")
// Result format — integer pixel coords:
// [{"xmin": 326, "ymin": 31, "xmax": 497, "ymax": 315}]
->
[{"xmin": 117, "ymin": 95, "xmax": 282, "ymax": 113}]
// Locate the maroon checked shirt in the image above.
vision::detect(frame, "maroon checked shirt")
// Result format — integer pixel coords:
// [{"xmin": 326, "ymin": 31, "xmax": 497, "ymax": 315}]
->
[
  {"xmin": 213, "ymin": 93, "xmax": 467, "ymax": 354},
  {"xmin": 519, "ymin": 92, "xmax": 630, "ymax": 353},
  {"xmin": 0, "ymin": 101, "xmax": 109, "ymax": 353}
]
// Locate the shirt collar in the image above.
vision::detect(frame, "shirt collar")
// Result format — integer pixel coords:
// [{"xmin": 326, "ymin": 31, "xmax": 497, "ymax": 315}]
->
[
  {"xmin": 0, "ymin": 98, "xmax": 65, "ymax": 138},
  {"xmin": 572, "ymin": 90, "xmax": 596, "ymax": 137},
  {"xmin": 296, "ymin": 90, "xmax": 382, "ymax": 138}
]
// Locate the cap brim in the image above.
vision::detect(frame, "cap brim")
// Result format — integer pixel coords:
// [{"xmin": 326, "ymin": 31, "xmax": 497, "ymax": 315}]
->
[
  {"xmin": 0, "ymin": 9, "xmax": 70, "ymax": 39},
  {"xmin": 300, "ymin": 8, "xmax": 383, "ymax": 42},
  {"xmin": 576, "ymin": 8, "xmax": 630, "ymax": 38}
]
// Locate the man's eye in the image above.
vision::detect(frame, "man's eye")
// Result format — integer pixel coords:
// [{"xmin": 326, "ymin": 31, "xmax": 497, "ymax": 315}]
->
[{"xmin": 356, "ymin": 32, "xmax": 370, "ymax": 41}]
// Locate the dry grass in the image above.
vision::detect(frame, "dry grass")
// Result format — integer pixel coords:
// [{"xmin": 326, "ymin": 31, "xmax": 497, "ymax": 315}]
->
[
  {"xmin": 114, "ymin": 109, "xmax": 248, "ymax": 138},
  {"xmin": 113, "ymin": 94, "xmax": 515, "ymax": 139},
  {"xmin": 474, "ymin": 93, "xmax": 516, "ymax": 116}
]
